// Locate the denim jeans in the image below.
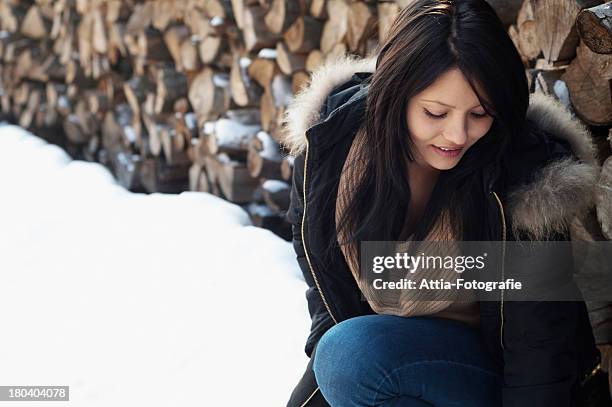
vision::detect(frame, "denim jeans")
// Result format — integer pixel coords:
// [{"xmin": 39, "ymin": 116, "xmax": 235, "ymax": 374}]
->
[{"xmin": 312, "ymin": 314, "xmax": 502, "ymax": 406}]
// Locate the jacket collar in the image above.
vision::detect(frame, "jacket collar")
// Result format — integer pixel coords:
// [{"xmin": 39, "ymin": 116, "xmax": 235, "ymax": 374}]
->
[{"xmin": 279, "ymin": 55, "xmax": 601, "ymax": 241}]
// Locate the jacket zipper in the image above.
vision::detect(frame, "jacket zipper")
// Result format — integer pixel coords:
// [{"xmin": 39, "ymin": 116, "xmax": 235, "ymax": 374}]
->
[
  {"xmin": 491, "ymin": 191, "xmax": 507, "ymax": 350},
  {"xmin": 301, "ymin": 137, "xmax": 339, "ymax": 325}
]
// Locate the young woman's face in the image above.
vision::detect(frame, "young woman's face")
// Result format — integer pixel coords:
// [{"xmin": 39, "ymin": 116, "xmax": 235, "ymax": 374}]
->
[{"xmin": 406, "ymin": 67, "xmax": 494, "ymax": 171}]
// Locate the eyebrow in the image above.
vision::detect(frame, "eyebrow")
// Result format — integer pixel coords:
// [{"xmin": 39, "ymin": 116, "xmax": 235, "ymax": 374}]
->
[{"xmin": 421, "ymin": 99, "xmax": 483, "ymax": 109}]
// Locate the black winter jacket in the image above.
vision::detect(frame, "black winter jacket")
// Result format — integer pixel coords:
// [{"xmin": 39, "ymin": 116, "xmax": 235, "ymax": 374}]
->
[{"xmin": 280, "ymin": 55, "xmax": 609, "ymax": 407}]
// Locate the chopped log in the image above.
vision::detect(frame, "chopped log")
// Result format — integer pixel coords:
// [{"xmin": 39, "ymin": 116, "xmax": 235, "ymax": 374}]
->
[
  {"xmin": 534, "ymin": 0, "xmax": 600, "ymax": 63},
  {"xmin": 92, "ymin": 9, "xmax": 108, "ymax": 54},
  {"xmin": 246, "ymin": 202, "xmax": 291, "ymax": 240},
  {"xmin": 242, "ymin": 5, "xmax": 282, "ymax": 52},
  {"xmin": 284, "ymin": 16, "xmax": 323, "ymax": 54},
  {"xmin": 86, "ymin": 91, "xmax": 110, "ymax": 115},
  {"xmin": 102, "ymin": 104, "xmax": 136, "ymax": 154},
  {"xmin": 325, "ymin": 42, "xmax": 348, "ymax": 63},
  {"xmin": 230, "ymin": 55, "xmax": 263, "ymax": 106},
  {"xmin": 123, "ymin": 75, "xmax": 154, "ymax": 116},
  {"xmin": 230, "ymin": 0, "xmax": 247, "ymax": 30},
  {"xmin": 377, "ymin": 2, "xmax": 399, "ymax": 43},
  {"xmin": 106, "ymin": 1, "xmax": 132, "ymax": 23},
  {"xmin": 63, "ymin": 114, "xmax": 90, "ymax": 144},
  {"xmin": 206, "ymin": 0, "xmax": 234, "ymax": 19},
  {"xmin": 483, "ymin": 0, "xmax": 523, "ymax": 28},
  {"xmin": 310, "ymin": 0, "xmax": 327, "ymax": 19},
  {"xmin": 180, "ymin": 36, "xmax": 201, "ymax": 71},
  {"xmin": 200, "ymin": 35, "xmax": 229, "ymax": 65},
  {"xmin": 142, "ymin": 112, "xmax": 164, "ymax": 157},
  {"xmin": 261, "ymin": 73, "xmax": 291, "ymax": 134},
  {"xmin": 19, "ymin": 89, "xmax": 42, "ymax": 129},
  {"xmin": 188, "ymin": 67, "xmax": 231, "ymax": 122},
  {"xmin": 561, "ymin": 42, "xmax": 612, "ymax": 126},
  {"xmin": 152, "ymin": 0, "xmax": 179, "ymax": 31},
  {"xmin": 261, "ymin": 179, "xmax": 290, "ymax": 211},
  {"xmin": 189, "ymin": 162, "xmax": 211, "ymax": 192},
  {"xmin": 2, "ymin": 35, "xmax": 33, "ymax": 63},
  {"xmin": 276, "ymin": 41, "xmax": 306, "ymax": 75},
  {"xmin": 534, "ymin": 68, "xmax": 565, "ymax": 97},
  {"xmin": 107, "ymin": 31, "xmax": 126, "ymax": 66},
  {"xmin": 125, "ymin": 2, "xmax": 154, "ymax": 35},
  {"xmin": 154, "ymin": 67, "xmax": 188, "ymax": 114},
  {"xmin": 247, "ymin": 55, "xmax": 278, "ymax": 88},
  {"xmin": 577, "ymin": 2, "xmax": 612, "ymax": 55},
  {"xmin": 246, "ymin": 130, "xmax": 283, "ymax": 179},
  {"xmin": 320, "ymin": 0, "xmax": 349, "ymax": 54},
  {"xmin": 305, "ymin": 49, "xmax": 324, "ymax": 71},
  {"xmin": 512, "ymin": 0, "xmax": 540, "ymax": 61},
  {"xmin": 21, "ymin": 5, "xmax": 51, "ymax": 39},
  {"xmin": 139, "ymin": 157, "xmax": 189, "ymax": 193},
  {"xmin": 206, "ymin": 117, "xmax": 260, "ymax": 160},
  {"xmin": 346, "ymin": 2, "xmax": 376, "ymax": 52},
  {"xmin": 214, "ymin": 152, "xmax": 260, "ymax": 203},
  {"xmin": 0, "ymin": 2, "xmax": 27, "ymax": 33},
  {"xmin": 184, "ymin": 8, "xmax": 211, "ymax": 38},
  {"xmin": 74, "ymin": 98, "xmax": 99, "ymax": 136},
  {"xmin": 163, "ymin": 24, "xmax": 191, "ymax": 71},
  {"xmin": 571, "ymin": 207, "xmax": 607, "ymax": 242},
  {"xmin": 160, "ymin": 125, "xmax": 190, "ymax": 165},
  {"xmin": 264, "ymin": 0, "xmax": 301, "ymax": 35},
  {"xmin": 291, "ymin": 70, "xmax": 309, "ymax": 93},
  {"xmin": 226, "ymin": 107, "xmax": 261, "ymax": 124},
  {"xmin": 596, "ymin": 155, "xmax": 612, "ymax": 239},
  {"xmin": 138, "ymin": 27, "xmax": 173, "ymax": 62}
]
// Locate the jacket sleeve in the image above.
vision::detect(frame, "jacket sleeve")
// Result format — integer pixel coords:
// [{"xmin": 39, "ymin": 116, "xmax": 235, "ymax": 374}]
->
[
  {"xmin": 587, "ymin": 302, "xmax": 612, "ymax": 344},
  {"xmin": 501, "ymin": 230, "xmax": 584, "ymax": 407},
  {"xmin": 502, "ymin": 301, "xmax": 581, "ymax": 406},
  {"xmin": 286, "ymin": 152, "xmax": 335, "ymax": 358}
]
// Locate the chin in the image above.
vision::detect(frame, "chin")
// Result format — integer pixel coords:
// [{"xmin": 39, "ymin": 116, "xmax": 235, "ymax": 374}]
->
[{"xmin": 428, "ymin": 157, "xmax": 461, "ymax": 170}]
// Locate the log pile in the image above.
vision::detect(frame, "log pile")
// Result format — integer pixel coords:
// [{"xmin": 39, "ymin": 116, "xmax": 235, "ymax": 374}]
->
[
  {"xmin": 506, "ymin": 0, "xmax": 612, "ymax": 243},
  {"xmin": 0, "ymin": 0, "xmax": 610, "ymax": 242}
]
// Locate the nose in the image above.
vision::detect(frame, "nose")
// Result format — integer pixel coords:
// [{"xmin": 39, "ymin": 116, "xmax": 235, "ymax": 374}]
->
[{"xmin": 443, "ymin": 118, "xmax": 468, "ymax": 147}]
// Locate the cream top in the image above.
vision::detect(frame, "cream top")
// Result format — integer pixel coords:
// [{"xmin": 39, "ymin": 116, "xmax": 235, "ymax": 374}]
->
[{"xmin": 335, "ymin": 126, "xmax": 480, "ymax": 328}]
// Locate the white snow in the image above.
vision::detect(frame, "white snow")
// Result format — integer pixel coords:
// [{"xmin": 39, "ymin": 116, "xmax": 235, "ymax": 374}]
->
[
  {"xmin": 214, "ymin": 118, "xmax": 260, "ymax": 148},
  {"xmin": 212, "ymin": 73, "xmax": 230, "ymax": 88},
  {"xmin": 0, "ymin": 124, "xmax": 310, "ymax": 406},
  {"xmin": 263, "ymin": 179, "xmax": 289, "ymax": 194},
  {"xmin": 256, "ymin": 131, "xmax": 283, "ymax": 162},
  {"xmin": 257, "ymin": 48, "xmax": 277, "ymax": 60}
]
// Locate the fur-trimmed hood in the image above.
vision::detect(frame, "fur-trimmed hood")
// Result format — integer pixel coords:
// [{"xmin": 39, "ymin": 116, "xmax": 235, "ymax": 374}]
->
[{"xmin": 279, "ymin": 54, "xmax": 601, "ymax": 241}]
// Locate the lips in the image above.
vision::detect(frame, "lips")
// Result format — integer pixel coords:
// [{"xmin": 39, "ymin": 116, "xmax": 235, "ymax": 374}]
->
[
  {"xmin": 434, "ymin": 145, "xmax": 463, "ymax": 151},
  {"xmin": 431, "ymin": 145, "xmax": 463, "ymax": 157}
]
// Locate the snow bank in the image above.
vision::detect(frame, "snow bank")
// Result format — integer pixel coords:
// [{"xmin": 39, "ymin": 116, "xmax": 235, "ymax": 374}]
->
[{"xmin": 0, "ymin": 125, "xmax": 310, "ymax": 406}]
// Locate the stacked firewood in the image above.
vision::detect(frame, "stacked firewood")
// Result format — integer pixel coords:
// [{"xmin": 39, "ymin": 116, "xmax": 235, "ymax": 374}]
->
[
  {"xmin": 505, "ymin": 1, "xmax": 612, "ymax": 241},
  {"xmin": 0, "ymin": 0, "xmax": 610, "ymax": 242}
]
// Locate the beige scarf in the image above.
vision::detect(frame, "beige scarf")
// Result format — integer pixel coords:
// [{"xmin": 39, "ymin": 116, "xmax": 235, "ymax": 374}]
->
[{"xmin": 335, "ymin": 125, "xmax": 480, "ymax": 327}]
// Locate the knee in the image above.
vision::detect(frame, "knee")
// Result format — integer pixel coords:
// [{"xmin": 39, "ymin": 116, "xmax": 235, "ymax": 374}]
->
[{"xmin": 312, "ymin": 315, "xmax": 384, "ymax": 388}]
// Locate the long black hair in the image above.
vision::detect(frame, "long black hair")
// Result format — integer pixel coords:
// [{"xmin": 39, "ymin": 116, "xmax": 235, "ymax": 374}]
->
[{"xmin": 335, "ymin": 0, "xmax": 529, "ymax": 268}]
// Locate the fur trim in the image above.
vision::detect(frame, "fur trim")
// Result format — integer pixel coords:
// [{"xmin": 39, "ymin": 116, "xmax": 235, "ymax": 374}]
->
[
  {"xmin": 279, "ymin": 54, "xmax": 376, "ymax": 157},
  {"xmin": 507, "ymin": 92, "xmax": 600, "ymax": 240},
  {"xmin": 280, "ymin": 54, "xmax": 600, "ymax": 240},
  {"xmin": 507, "ymin": 157, "xmax": 599, "ymax": 240}
]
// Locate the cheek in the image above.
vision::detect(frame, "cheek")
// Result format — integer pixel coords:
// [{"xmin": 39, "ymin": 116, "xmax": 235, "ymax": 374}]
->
[
  {"xmin": 408, "ymin": 116, "xmax": 438, "ymax": 143},
  {"xmin": 469, "ymin": 119, "xmax": 494, "ymax": 142}
]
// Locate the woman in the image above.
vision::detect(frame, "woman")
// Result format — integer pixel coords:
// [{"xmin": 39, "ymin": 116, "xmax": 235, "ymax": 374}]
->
[{"xmin": 280, "ymin": 0, "xmax": 608, "ymax": 406}]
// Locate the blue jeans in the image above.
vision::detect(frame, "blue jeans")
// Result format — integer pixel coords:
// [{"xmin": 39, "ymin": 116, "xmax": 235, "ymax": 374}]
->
[{"xmin": 312, "ymin": 314, "xmax": 502, "ymax": 406}]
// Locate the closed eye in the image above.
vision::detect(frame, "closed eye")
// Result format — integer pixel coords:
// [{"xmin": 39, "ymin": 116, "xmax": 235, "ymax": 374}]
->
[
  {"xmin": 424, "ymin": 109, "xmax": 445, "ymax": 119},
  {"xmin": 424, "ymin": 109, "xmax": 488, "ymax": 119}
]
